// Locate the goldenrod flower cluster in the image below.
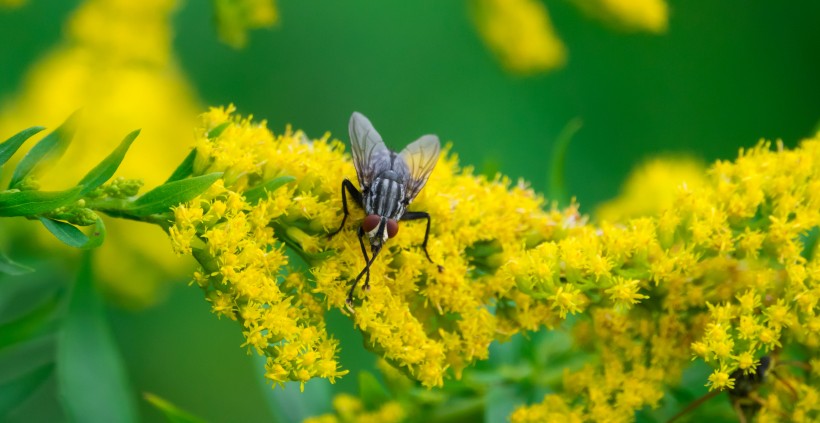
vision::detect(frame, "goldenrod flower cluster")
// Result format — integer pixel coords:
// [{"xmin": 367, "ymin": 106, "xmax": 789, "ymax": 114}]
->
[
  {"xmin": 170, "ymin": 106, "xmax": 348, "ymax": 390},
  {"xmin": 169, "ymin": 106, "xmax": 819, "ymax": 421},
  {"xmin": 170, "ymin": 105, "xmax": 582, "ymax": 389},
  {"xmin": 512, "ymin": 139, "xmax": 820, "ymax": 422}
]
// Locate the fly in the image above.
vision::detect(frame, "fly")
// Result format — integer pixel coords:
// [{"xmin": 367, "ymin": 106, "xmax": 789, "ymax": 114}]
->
[{"xmin": 328, "ymin": 112, "xmax": 442, "ymax": 305}]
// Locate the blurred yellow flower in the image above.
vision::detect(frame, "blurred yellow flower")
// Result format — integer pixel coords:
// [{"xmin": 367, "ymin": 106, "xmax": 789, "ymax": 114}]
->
[
  {"xmin": 304, "ymin": 394, "xmax": 406, "ymax": 423},
  {"xmin": 471, "ymin": 0, "xmax": 565, "ymax": 74},
  {"xmin": 0, "ymin": 0, "xmax": 199, "ymax": 305},
  {"xmin": 574, "ymin": 0, "xmax": 669, "ymax": 33},
  {"xmin": 596, "ymin": 155, "xmax": 707, "ymax": 222},
  {"xmin": 0, "ymin": 0, "xmax": 25, "ymax": 8},
  {"xmin": 213, "ymin": 0, "xmax": 278, "ymax": 48},
  {"xmin": 470, "ymin": 0, "xmax": 669, "ymax": 74}
]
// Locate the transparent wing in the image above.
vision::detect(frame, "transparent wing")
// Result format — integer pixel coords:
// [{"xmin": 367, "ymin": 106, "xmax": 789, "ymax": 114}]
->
[
  {"xmin": 398, "ymin": 134, "xmax": 440, "ymax": 202},
  {"xmin": 349, "ymin": 112, "xmax": 393, "ymax": 189}
]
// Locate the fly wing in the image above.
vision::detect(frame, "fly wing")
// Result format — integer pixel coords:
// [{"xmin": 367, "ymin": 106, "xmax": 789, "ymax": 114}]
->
[
  {"xmin": 398, "ymin": 134, "xmax": 440, "ymax": 203},
  {"xmin": 349, "ymin": 112, "xmax": 393, "ymax": 189}
]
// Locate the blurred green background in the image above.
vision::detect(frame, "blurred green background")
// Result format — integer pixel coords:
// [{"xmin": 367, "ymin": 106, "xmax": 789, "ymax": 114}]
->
[{"xmin": 1, "ymin": 0, "xmax": 819, "ymax": 422}]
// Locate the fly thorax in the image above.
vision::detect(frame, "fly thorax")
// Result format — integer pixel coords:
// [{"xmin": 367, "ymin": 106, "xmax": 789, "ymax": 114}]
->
[{"xmin": 366, "ymin": 173, "xmax": 406, "ymax": 219}]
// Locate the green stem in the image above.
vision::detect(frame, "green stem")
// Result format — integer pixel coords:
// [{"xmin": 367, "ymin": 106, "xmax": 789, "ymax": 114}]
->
[{"xmin": 84, "ymin": 198, "xmax": 172, "ymax": 229}]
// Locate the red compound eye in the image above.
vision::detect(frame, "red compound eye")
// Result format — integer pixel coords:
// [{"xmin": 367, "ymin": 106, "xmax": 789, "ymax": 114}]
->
[
  {"xmin": 386, "ymin": 219, "xmax": 399, "ymax": 238},
  {"xmin": 362, "ymin": 214, "xmax": 381, "ymax": 233}
]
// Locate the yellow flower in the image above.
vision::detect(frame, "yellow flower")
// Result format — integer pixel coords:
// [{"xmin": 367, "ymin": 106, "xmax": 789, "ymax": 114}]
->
[
  {"xmin": 469, "ymin": 0, "xmax": 668, "ymax": 74},
  {"xmin": 0, "ymin": 0, "xmax": 199, "ymax": 306},
  {"xmin": 213, "ymin": 0, "xmax": 278, "ymax": 48},
  {"xmin": 514, "ymin": 135, "xmax": 820, "ymax": 416},
  {"xmin": 168, "ymin": 106, "xmax": 820, "ymax": 423},
  {"xmin": 605, "ymin": 276, "xmax": 648, "ymax": 309},
  {"xmin": 470, "ymin": 0, "xmax": 565, "ymax": 74},
  {"xmin": 706, "ymin": 366, "xmax": 735, "ymax": 391},
  {"xmin": 0, "ymin": 0, "xmax": 25, "ymax": 8},
  {"xmin": 573, "ymin": 0, "xmax": 668, "ymax": 33},
  {"xmin": 596, "ymin": 156, "xmax": 707, "ymax": 222},
  {"xmin": 304, "ymin": 393, "xmax": 406, "ymax": 423}
]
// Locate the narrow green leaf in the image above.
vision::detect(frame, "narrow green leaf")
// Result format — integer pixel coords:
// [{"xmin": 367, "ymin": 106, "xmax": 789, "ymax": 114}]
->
[
  {"xmin": 126, "ymin": 173, "xmax": 221, "ymax": 216},
  {"xmin": 78, "ymin": 129, "xmax": 140, "ymax": 195},
  {"xmin": 0, "ymin": 292, "xmax": 60, "ymax": 350},
  {"xmin": 243, "ymin": 175, "xmax": 295, "ymax": 204},
  {"xmin": 0, "ymin": 363, "xmax": 53, "ymax": 417},
  {"xmin": 207, "ymin": 122, "xmax": 231, "ymax": 139},
  {"xmin": 548, "ymin": 118, "xmax": 582, "ymax": 207},
  {"xmin": 57, "ymin": 252, "xmax": 137, "ymax": 423},
  {"xmin": 9, "ymin": 111, "xmax": 79, "ymax": 189},
  {"xmin": 0, "ymin": 252, "xmax": 33, "ymax": 275},
  {"xmin": 144, "ymin": 393, "xmax": 207, "ymax": 423},
  {"xmin": 37, "ymin": 216, "xmax": 105, "ymax": 250},
  {"xmin": 484, "ymin": 385, "xmax": 519, "ymax": 423},
  {"xmin": 0, "ymin": 126, "xmax": 45, "ymax": 168},
  {"xmin": 165, "ymin": 149, "xmax": 197, "ymax": 183},
  {"xmin": 0, "ymin": 186, "xmax": 82, "ymax": 217},
  {"xmin": 38, "ymin": 218, "xmax": 89, "ymax": 248},
  {"xmin": 359, "ymin": 371, "xmax": 390, "ymax": 410},
  {"xmin": 0, "ymin": 335, "xmax": 55, "ymax": 384}
]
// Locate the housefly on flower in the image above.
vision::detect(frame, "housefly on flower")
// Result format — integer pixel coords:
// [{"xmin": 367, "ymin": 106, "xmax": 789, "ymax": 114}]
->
[{"xmin": 328, "ymin": 112, "xmax": 442, "ymax": 305}]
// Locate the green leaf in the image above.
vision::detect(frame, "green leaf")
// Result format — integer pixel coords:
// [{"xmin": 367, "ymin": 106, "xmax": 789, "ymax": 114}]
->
[
  {"xmin": 144, "ymin": 393, "xmax": 207, "ymax": 423},
  {"xmin": 78, "ymin": 129, "xmax": 140, "ymax": 196},
  {"xmin": 165, "ymin": 149, "xmax": 197, "ymax": 183},
  {"xmin": 243, "ymin": 175, "xmax": 295, "ymax": 204},
  {"xmin": 358, "ymin": 371, "xmax": 390, "ymax": 410},
  {"xmin": 0, "ymin": 186, "xmax": 82, "ymax": 217},
  {"xmin": 38, "ymin": 217, "xmax": 104, "ymax": 249},
  {"xmin": 57, "ymin": 252, "xmax": 137, "ymax": 423},
  {"xmin": 207, "ymin": 122, "xmax": 231, "ymax": 139},
  {"xmin": 0, "ymin": 363, "xmax": 53, "ymax": 417},
  {"xmin": 484, "ymin": 385, "xmax": 519, "ymax": 423},
  {"xmin": 0, "ymin": 336, "xmax": 56, "ymax": 416},
  {"xmin": 548, "ymin": 118, "xmax": 582, "ymax": 207},
  {"xmin": 0, "ymin": 252, "xmax": 33, "ymax": 275},
  {"xmin": 0, "ymin": 292, "xmax": 60, "ymax": 350},
  {"xmin": 39, "ymin": 218, "xmax": 88, "ymax": 248},
  {"xmin": 9, "ymin": 111, "xmax": 79, "ymax": 189},
  {"xmin": 0, "ymin": 126, "xmax": 45, "ymax": 168},
  {"xmin": 0, "ymin": 335, "xmax": 55, "ymax": 383},
  {"xmin": 126, "ymin": 173, "xmax": 221, "ymax": 216}
]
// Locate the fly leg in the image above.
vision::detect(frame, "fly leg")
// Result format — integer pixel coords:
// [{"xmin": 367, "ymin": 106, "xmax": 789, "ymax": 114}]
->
[
  {"xmin": 401, "ymin": 211, "xmax": 443, "ymax": 271},
  {"xmin": 328, "ymin": 179, "xmax": 363, "ymax": 238},
  {"xmin": 347, "ymin": 244, "xmax": 382, "ymax": 305},
  {"xmin": 357, "ymin": 227, "xmax": 372, "ymax": 291}
]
